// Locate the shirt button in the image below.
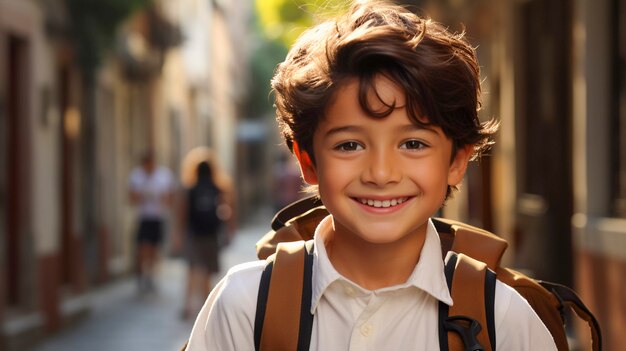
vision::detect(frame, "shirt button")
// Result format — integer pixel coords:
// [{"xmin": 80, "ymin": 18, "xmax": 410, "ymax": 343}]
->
[
  {"xmin": 360, "ymin": 323, "xmax": 373, "ymax": 337},
  {"xmin": 344, "ymin": 286, "xmax": 356, "ymax": 296}
]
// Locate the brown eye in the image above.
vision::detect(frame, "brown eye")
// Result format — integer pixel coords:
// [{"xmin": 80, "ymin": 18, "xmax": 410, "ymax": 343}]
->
[
  {"xmin": 401, "ymin": 140, "xmax": 427, "ymax": 150},
  {"xmin": 336, "ymin": 141, "xmax": 363, "ymax": 151}
]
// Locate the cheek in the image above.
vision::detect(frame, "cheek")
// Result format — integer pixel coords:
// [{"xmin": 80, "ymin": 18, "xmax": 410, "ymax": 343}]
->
[
  {"xmin": 407, "ymin": 158, "xmax": 450, "ymax": 189},
  {"xmin": 318, "ymin": 161, "xmax": 350, "ymax": 187}
]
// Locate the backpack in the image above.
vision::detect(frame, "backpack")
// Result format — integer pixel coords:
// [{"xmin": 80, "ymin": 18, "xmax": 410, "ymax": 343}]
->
[
  {"xmin": 187, "ymin": 182, "xmax": 222, "ymax": 235},
  {"xmin": 253, "ymin": 196, "xmax": 602, "ymax": 351}
]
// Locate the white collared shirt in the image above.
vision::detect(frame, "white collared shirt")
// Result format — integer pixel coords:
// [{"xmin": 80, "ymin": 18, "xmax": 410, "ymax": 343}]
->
[
  {"xmin": 128, "ymin": 166, "xmax": 175, "ymax": 218},
  {"xmin": 186, "ymin": 216, "xmax": 557, "ymax": 350}
]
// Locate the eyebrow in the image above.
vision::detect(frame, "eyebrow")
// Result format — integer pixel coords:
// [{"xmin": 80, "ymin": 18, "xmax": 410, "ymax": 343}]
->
[
  {"xmin": 323, "ymin": 125, "xmax": 363, "ymax": 138},
  {"xmin": 322, "ymin": 123, "xmax": 439, "ymax": 140},
  {"xmin": 398, "ymin": 123, "xmax": 439, "ymax": 135}
]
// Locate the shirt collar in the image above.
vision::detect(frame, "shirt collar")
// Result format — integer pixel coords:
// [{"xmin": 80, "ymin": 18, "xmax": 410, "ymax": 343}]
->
[{"xmin": 310, "ymin": 216, "xmax": 453, "ymax": 314}]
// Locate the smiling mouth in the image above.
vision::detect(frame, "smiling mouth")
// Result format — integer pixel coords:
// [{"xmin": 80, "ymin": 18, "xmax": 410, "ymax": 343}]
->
[{"xmin": 356, "ymin": 197, "xmax": 409, "ymax": 208}]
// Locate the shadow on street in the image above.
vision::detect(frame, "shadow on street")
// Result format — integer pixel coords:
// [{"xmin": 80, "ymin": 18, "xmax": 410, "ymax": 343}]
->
[{"xmin": 31, "ymin": 215, "xmax": 268, "ymax": 351}]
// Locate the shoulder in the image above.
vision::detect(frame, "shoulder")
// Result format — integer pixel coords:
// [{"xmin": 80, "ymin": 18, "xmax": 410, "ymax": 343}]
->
[
  {"xmin": 187, "ymin": 260, "xmax": 266, "ymax": 350},
  {"xmin": 128, "ymin": 168, "xmax": 144, "ymax": 185},
  {"xmin": 129, "ymin": 167, "xmax": 143, "ymax": 179},
  {"xmin": 216, "ymin": 261, "xmax": 265, "ymax": 306},
  {"xmin": 494, "ymin": 280, "xmax": 558, "ymax": 350},
  {"xmin": 156, "ymin": 166, "xmax": 175, "ymax": 180},
  {"xmin": 206, "ymin": 260, "xmax": 267, "ymax": 325},
  {"xmin": 154, "ymin": 167, "xmax": 176, "ymax": 189}
]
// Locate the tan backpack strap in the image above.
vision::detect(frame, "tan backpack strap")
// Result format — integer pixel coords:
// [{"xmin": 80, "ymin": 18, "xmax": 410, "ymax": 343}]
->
[
  {"xmin": 256, "ymin": 207, "xmax": 328, "ymax": 260},
  {"xmin": 256, "ymin": 240, "xmax": 313, "ymax": 351},
  {"xmin": 270, "ymin": 196, "xmax": 325, "ymax": 231},
  {"xmin": 444, "ymin": 252, "xmax": 495, "ymax": 351},
  {"xmin": 539, "ymin": 280, "xmax": 603, "ymax": 351},
  {"xmin": 447, "ymin": 223, "xmax": 508, "ymax": 271},
  {"xmin": 256, "ymin": 225, "xmax": 307, "ymax": 260}
]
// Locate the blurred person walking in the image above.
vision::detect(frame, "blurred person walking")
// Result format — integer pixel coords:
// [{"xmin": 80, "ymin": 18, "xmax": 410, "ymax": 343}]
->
[
  {"xmin": 271, "ymin": 152, "xmax": 305, "ymax": 212},
  {"xmin": 128, "ymin": 150, "xmax": 176, "ymax": 294},
  {"xmin": 177, "ymin": 147, "xmax": 235, "ymax": 320}
]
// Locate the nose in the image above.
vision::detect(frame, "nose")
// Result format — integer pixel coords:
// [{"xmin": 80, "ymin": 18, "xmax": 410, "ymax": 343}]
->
[{"xmin": 361, "ymin": 148, "xmax": 401, "ymax": 186}]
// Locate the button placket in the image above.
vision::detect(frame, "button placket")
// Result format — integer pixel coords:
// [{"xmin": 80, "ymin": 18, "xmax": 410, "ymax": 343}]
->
[{"xmin": 360, "ymin": 322, "xmax": 373, "ymax": 337}]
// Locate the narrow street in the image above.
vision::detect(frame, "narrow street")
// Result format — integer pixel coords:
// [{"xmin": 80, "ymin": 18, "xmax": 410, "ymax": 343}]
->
[{"xmin": 31, "ymin": 215, "xmax": 269, "ymax": 351}]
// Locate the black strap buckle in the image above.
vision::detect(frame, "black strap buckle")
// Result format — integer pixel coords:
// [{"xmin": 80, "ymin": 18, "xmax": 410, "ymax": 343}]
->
[{"xmin": 444, "ymin": 316, "xmax": 485, "ymax": 351}]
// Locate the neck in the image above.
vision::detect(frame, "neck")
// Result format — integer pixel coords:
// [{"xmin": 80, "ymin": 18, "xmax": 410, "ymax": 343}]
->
[{"xmin": 324, "ymin": 221, "xmax": 427, "ymax": 290}]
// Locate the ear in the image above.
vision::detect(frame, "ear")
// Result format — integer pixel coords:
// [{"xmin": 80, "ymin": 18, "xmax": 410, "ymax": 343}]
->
[
  {"xmin": 447, "ymin": 144, "xmax": 474, "ymax": 186},
  {"xmin": 293, "ymin": 142, "xmax": 318, "ymax": 185}
]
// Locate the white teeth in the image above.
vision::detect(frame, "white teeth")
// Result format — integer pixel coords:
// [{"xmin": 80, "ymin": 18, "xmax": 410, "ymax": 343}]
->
[{"xmin": 358, "ymin": 197, "xmax": 407, "ymax": 208}]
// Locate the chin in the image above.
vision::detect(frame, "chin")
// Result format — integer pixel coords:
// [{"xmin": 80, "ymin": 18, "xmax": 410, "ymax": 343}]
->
[{"xmin": 355, "ymin": 226, "xmax": 414, "ymax": 245}]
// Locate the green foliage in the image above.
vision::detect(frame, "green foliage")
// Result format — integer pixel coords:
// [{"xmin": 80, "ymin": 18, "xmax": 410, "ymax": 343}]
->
[
  {"xmin": 247, "ymin": 0, "xmax": 423, "ymax": 118},
  {"xmin": 255, "ymin": 0, "xmax": 349, "ymax": 47},
  {"xmin": 67, "ymin": 0, "xmax": 151, "ymax": 70},
  {"xmin": 245, "ymin": 0, "xmax": 348, "ymax": 118},
  {"xmin": 244, "ymin": 34, "xmax": 288, "ymax": 118}
]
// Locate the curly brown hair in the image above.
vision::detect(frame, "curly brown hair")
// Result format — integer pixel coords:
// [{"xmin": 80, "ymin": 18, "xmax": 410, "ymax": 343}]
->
[{"xmin": 272, "ymin": 0, "xmax": 498, "ymax": 195}]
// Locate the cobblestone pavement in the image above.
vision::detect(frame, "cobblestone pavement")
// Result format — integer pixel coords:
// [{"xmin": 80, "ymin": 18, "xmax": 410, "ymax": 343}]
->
[{"xmin": 31, "ymin": 215, "xmax": 269, "ymax": 351}]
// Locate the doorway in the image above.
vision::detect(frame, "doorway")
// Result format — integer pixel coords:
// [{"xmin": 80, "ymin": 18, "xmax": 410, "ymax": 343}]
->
[{"xmin": 4, "ymin": 35, "xmax": 29, "ymax": 308}]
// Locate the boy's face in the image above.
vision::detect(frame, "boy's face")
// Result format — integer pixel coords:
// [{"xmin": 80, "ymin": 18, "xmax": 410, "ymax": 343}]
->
[{"xmin": 298, "ymin": 76, "xmax": 472, "ymax": 244}]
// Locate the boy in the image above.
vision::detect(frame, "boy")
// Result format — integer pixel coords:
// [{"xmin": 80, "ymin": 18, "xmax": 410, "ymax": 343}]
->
[{"xmin": 186, "ymin": 1, "xmax": 557, "ymax": 349}]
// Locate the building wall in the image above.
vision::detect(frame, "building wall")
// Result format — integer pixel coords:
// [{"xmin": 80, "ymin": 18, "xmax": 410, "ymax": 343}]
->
[
  {"xmin": 574, "ymin": 235, "xmax": 626, "ymax": 349},
  {"xmin": 430, "ymin": 0, "xmax": 623, "ymax": 348},
  {"xmin": 436, "ymin": 0, "xmax": 520, "ymax": 264},
  {"xmin": 571, "ymin": 0, "xmax": 626, "ymax": 349},
  {"xmin": 489, "ymin": 0, "xmax": 519, "ymax": 265},
  {"xmin": 0, "ymin": 20, "xmax": 5, "ymax": 343},
  {"xmin": 209, "ymin": 4, "xmax": 243, "ymax": 177},
  {"xmin": 0, "ymin": 1, "xmax": 67, "ymax": 347},
  {"xmin": 0, "ymin": 0, "xmax": 249, "ymax": 348}
]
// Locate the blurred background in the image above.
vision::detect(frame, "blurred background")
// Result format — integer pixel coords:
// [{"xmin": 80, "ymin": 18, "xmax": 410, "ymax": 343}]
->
[{"xmin": 0, "ymin": 0, "xmax": 624, "ymax": 350}]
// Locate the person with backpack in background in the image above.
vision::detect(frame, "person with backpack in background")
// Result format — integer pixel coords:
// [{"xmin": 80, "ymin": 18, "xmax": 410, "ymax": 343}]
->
[
  {"xmin": 185, "ymin": 1, "xmax": 559, "ymax": 349},
  {"xmin": 180, "ymin": 159, "xmax": 234, "ymax": 320}
]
